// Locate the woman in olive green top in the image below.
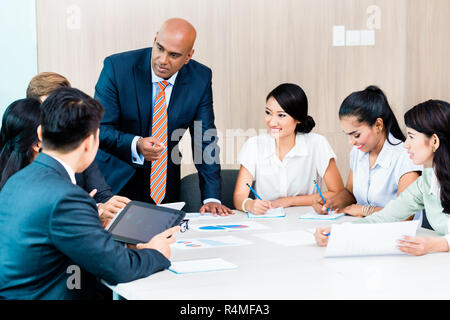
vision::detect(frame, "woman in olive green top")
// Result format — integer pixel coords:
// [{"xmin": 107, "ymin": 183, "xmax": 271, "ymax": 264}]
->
[{"xmin": 315, "ymin": 99, "xmax": 450, "ymax": 256}]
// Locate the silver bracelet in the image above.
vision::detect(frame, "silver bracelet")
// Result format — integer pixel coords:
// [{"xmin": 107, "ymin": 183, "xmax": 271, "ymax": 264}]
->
[{"xmin": 363, "ymin": 204, "xmax": 376, "ymax": 216}]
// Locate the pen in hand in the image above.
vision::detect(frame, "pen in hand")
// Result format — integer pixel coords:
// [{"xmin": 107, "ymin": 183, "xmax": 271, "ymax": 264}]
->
[
  {"xmin": 245, "ymin": 183, "xmax": 274, "ymax": 215},
  {"xmin": 313, "ymin": 179, "xmax": 330, "ymax": 214},
  {"xmin": 246, "ymin": 183, "xmax": 262, "ymax": 200}
]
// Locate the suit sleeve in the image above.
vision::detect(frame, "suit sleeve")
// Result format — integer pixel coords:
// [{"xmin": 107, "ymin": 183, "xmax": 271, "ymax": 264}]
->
[
  {"xmin": 79, "ymin": 161, "xmax": 114, "ymax": 203},
  {"xmin": 49, "ymin": 188, "xmax": 170, "ymax": 285},
  {"xmin": 189, "ymin": 70, "xmax": 221, "ymax": 201},
  {"xmin": 94, "ymin": 57, "xmax": 136, "ymax": 163}
]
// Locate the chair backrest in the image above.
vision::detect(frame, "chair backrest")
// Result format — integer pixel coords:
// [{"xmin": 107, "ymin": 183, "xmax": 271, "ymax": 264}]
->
[
  {"xmin": 179, "ymin": 169, "xmax": 241, "ymax": 212},
  {"xmin": 421, "ymin": 209, "xmax": 433, "ymax": 230}
]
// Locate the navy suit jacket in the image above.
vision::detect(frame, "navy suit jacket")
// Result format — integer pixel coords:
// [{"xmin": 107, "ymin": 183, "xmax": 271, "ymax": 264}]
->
[
  {"xmin": 94, "ymin": 47, "xmax": 221, "ymax": 203},
  {"xmin": 0, "ymin": 153, "xmax": 170, "ymax": 300},
  {"xmin": 75, "ymin": 160, "xmax": 114, "ymax": 203}
]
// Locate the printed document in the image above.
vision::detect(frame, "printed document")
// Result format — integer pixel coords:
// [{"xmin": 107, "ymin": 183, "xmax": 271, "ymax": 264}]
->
[{"xmin": 324, "ymin": 220, "xmax": 419, "ymax": 257}]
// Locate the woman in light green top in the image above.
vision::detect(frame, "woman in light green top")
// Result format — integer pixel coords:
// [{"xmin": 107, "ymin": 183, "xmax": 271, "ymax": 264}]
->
[{"xmin": 315, "ymin": 99, "xmax": 450, "ymax": 256}]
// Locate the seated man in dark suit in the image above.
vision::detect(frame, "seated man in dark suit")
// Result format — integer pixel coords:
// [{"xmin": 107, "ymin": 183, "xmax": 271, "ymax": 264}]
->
[
  {"xmin": 26, "ymin": 72, "xmax": 129, "ymax": 222},
  {"xmin": 0, "ymin": 87, "xmax": 179, "ymax": 299},
  {"xmin": 94, "ymin": 18, "xmax": 233, "ymax": 215}
]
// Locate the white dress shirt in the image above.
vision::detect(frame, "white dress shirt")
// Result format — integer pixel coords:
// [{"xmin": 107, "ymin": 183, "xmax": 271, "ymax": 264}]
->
[
  {"xmin": 350, "ymin": 133, "xmax": 422, "ymax": 207},
  {"xmin": 238, "ymin": 132, "xmax": 337, "ymax": 201},
  {"xmin": 51, "ymin": 155, "xmax": 77, "ymax": 185}
]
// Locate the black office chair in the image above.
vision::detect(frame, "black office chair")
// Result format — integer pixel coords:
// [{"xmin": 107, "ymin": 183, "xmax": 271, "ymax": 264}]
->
[
  {"xmin": 180, "ymin": 169, "xmax": 243, "ymax": 212},
  {"xmin": 421, "ymin": 209, "xmax": 433, "ymax": 230}
]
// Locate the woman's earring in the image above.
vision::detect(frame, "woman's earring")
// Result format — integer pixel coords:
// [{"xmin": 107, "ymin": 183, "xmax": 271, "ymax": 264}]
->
[{"xmin": 432, "ymin": 146, "xmax": 436, "ymax": 152}]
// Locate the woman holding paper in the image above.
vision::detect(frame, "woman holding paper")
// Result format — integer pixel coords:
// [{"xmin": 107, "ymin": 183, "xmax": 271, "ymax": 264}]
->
[
  {"xmin": 316, "ymin": 99, "xmax": 450, "ymax": 256},
  {"xmin": 233, "ymin": 83, "xmax": 344, "ymax": 215},
  {"xmin": 312, "ymin": 86, "xmax": 421, "ymax": 217}
]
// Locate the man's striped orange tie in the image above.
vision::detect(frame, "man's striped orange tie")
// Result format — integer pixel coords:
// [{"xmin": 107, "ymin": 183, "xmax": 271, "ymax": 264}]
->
[{"xmin": 150, "ymin": 81, "xmax": 169, "ymax": 204}]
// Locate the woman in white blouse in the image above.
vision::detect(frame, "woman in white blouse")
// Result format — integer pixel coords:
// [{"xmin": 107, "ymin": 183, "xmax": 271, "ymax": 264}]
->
[
  {"xmin": 312, "ymin": 86, "xmax": 421, "ymax": 217},
  {"xmin": 233, "ymin": 83, "xmax": 344, "ymax": 215}
]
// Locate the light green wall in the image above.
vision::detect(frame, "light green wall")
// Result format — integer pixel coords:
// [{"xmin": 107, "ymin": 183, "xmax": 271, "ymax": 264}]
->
[{"xmin": 0, "ymin": 0, "xmax": 38, "ymax": 127}]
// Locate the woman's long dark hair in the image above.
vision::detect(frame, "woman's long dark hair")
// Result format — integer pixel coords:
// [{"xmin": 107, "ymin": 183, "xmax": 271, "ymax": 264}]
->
[
  {"xmin": 404, "ymin": 99, "xmax": 450, "ymax": 214},
  {"xmin": 0, "ymin": 98, "xmax": 41, "ymax": 190},
  {"xmin": 339, "ymin": 85, "xmax": 405, "ymax": 145},
  {"xmin": 266, "ymin": 83, "xmax": 316, "ymax": 133}
]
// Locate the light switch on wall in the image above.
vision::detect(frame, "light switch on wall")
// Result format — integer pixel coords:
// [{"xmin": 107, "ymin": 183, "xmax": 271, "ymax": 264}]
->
[
  {"xmin": 360, "ymin": 29, "xmax": 375, "ymax": 46},
  {"xmin": 346, "ymin": 30, "xmax": 361, "ymax": 46},
  {"xmin": 333, "ymin": 25, "xmax": 346, "ymax": 46}
]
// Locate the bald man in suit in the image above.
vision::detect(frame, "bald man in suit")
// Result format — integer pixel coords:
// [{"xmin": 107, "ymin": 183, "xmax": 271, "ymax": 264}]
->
[{"xmin": 94, "ymin": 18, "xmax": 233, "ymax": 215}]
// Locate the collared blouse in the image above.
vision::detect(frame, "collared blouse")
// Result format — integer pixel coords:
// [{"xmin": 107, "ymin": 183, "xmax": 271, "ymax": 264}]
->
[
  {"xmin": 350, "ymin": 134, "xmax": 422, "ymax": 207},
  {"xmin": 237, "ymin": 133, "xmax": 336, "ymax": 201}
]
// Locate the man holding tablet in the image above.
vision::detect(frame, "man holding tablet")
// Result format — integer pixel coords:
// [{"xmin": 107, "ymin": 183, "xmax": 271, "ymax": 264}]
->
[{"xmin": 0, "ymin": 88, "xmax": 180, "ymax": 299}]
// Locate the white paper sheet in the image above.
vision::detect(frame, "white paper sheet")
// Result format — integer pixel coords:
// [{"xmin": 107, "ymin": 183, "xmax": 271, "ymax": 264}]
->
[
  {"xmin": 247, "ymin": 207, "xmax": 286, "ymax": 218},
  {"xmin": 254, "ymin": 230, "xmax": 315, "ymax": 247},
  {"xmin": 299, "ymin": 211, "xmax": 344, "ymax": 220},
  {"xmin": 172, "ymin": 235, "xmax": 252, "ymax": 250},
  {"xmin": 184, "ymin": 212, "xmax": 234, "ymax": 220},
  {"xmin": 158, "ymin": 202, "xmax": 185, "ymax": 210},
  {"xmin": 169, "ymin": 258, "xmax": 237, "ymax": 274},
  {"xmin": 324, "ymin": 220, "xmax": 420, "ymax": 257},
  {"xmin": 193, "ymin": 221, "xmax": 268, "ymax": 232}
]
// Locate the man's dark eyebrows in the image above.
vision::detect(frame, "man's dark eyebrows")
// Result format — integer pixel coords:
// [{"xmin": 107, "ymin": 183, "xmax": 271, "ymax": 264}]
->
[
  {"xmin": 168, "ymin": 50, "xmax": 183, "ymax": 57},
  {"xmin": 156, "ymin": 42, "xmax": 182, "ymax": 56}
]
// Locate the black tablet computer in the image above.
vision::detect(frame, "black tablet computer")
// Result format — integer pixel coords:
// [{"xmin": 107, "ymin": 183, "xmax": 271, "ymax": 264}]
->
[{"xmin": 106, "ymin": 201, "xmax": 186, "ymax": 245}]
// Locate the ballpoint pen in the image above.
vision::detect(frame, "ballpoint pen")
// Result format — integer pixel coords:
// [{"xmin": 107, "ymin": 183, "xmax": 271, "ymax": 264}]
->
[
  {"xmin": 313, "ymin": 179, "xmax": 330, "ymax": 213},
  {"xmin": 246, "ymin": 183, "xmax": 262, "ymax": 200}
]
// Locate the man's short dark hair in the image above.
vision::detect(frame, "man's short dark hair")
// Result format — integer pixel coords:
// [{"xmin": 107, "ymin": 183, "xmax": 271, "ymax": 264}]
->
[{"xmin": 40, "ymin": 87, "xmax": 104, "ymax": 153}]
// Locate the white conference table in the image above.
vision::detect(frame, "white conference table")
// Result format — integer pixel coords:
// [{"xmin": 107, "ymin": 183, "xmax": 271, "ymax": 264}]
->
[{"xmin": 104, "ymin": 206, "xmax": 450, "ymax": 300}]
